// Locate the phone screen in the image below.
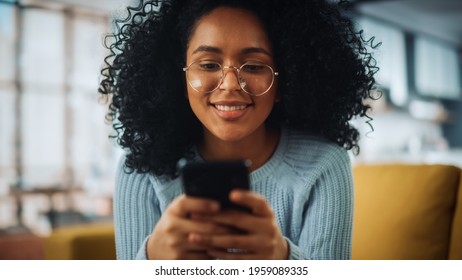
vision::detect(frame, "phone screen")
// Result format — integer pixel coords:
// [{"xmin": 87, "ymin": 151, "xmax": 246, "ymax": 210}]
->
[{"xmin": 178, "ymin": 159, "xmax": 250, "ymax": 210}]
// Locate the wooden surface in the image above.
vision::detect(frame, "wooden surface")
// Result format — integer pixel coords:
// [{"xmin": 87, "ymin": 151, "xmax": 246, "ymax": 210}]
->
[{"xmin": 0, "ymin": 233, "xmax": 44, "ymax": 260}]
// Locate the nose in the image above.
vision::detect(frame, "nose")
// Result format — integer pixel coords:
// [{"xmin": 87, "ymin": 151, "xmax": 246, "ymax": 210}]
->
[{"xmin": 219, "ymin": 66, "xmax": 241, "ymax": 92}]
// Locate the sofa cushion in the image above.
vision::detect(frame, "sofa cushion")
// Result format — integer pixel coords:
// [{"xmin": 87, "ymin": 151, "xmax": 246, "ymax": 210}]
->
[
  {"xmin": 352, "ymin": 164, "xmax": 460, "ymax": 260},
  {"xmin": 449, "ymin": 169, "xmax": 462, "ymax": 259},
  {"xmin": 45, "ymin": 223, "xmax": 115, "ymax": 260}
]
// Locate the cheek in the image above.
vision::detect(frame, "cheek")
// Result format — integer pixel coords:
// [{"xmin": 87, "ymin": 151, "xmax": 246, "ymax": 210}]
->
[
  {"xmin": 186, "ymin": 89, "xmax": 207, "ymax": 116},
  {"xmin": 255, "ymin": 96, "xmax": 277, "ymax": 120},
  {"xmin": 263, "ymin": 100, "xmax": 276, "ymax": 116},
  {"xmin": 185, "ymin": 84, "xmax": 193, "ymax": 99},
  {"xmin": 186, "ymin": 85, "xmax": 197, "ymax": 104},
  {"xmin": 261, "ymin": 90, "xmax": 278, "ymax": 109}
]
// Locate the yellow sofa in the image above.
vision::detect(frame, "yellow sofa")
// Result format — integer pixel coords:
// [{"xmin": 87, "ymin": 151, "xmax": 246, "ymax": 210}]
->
[
  {"xmin": 352, "ymin": 164, "xmax": 462, "ymax": 260},
  {"xmin": 44, "ymin": 164, "xmax": 462, "ymax": 260},
  {"xmin": 44, "ymin": 223, "xmax": 116, "ymax": 260}
]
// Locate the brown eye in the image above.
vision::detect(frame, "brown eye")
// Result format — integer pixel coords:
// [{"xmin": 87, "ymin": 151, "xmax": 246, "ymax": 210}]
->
[
  {"xmin": 197, "ymin": 61, "xmax": 221, "ymax": 71},
  {"xmin": 241, "ymin": 63, "xmax": 266, "ymax": 73}
]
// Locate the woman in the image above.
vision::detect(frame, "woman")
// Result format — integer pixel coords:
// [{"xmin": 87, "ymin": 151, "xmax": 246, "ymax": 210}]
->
[{"xmin": 100, "ymin": 0, "xmax": 378, "ymax": 260}]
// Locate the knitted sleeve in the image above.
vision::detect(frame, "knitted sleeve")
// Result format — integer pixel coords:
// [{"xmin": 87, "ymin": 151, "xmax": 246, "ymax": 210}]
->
[
  {"xmin": 290, "ymin": 145, "xmax": 354, "ymax": 260},
  {"xmin": 113, "ymin": 156, "xmax": 160, "ymax": 260}
]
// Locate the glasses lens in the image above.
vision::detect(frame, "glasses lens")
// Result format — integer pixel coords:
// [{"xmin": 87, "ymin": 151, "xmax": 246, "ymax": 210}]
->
[
  {"xmin": 239, "ymin": 63, "xmax": 275, "ymax": 96},
  {"xmin": 186, "ymin": 61, "xmax": 222, "ymax": 93},
  {"xmin": 185, "ymin": 61, "xmax": 276, "ymax": 95}
]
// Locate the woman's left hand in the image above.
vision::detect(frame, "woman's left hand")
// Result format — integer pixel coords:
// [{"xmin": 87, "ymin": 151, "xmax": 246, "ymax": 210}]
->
[{"xmin": 188, "ymin": 190, "xmax": 289, "ymax": 260}]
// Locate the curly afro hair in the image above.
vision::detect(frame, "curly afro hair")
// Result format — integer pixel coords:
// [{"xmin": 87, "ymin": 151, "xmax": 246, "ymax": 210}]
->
[{"xmin": 99, "ymin": 0, "xmax": 378, "ymax": 179}]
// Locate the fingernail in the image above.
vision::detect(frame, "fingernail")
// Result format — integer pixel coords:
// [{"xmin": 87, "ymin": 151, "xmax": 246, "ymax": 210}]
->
[
  {"xmin": 210, "ymin": 202, "xmax": 220, "ymax": 211},
  {"xmin": 230, "ymin": 190, "xmax": 242, "ymax": 200},
  {"xmin": 190, "ymin": 233, "xmax": 202, "ymax": 243}
]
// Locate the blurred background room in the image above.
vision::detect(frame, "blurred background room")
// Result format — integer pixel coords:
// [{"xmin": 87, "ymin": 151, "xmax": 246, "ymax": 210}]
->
[{"xmin": 0, "ymin": 0, "xmax": 461, "ymax": 259}]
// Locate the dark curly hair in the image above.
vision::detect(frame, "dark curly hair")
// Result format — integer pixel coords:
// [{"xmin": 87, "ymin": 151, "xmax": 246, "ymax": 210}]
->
[{"xmin": 99, "ymin": 0, "xmax": 379, "ymax": 179}]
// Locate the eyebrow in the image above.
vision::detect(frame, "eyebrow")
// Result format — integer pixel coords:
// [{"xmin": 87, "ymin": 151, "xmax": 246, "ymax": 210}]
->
[
  {"xmin": 242, "ymin": 47, "xmax": 272, "ymax": 56},
  {"xmin": 192, "ymin": 45, "xmax": 222, "ymax": 54},
  {"xmin": 192, "ymin": 45, "xmax": 272, "ymax": 56}
]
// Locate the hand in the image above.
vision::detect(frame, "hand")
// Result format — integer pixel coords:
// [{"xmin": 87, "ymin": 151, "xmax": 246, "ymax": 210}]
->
[
  {"xmin": 147, "ymin": 194, "xmax": 230, "ymax": 260},
  {"xmin": 189, "ymin": 190, "xmax": 289, "ymax": 260}
]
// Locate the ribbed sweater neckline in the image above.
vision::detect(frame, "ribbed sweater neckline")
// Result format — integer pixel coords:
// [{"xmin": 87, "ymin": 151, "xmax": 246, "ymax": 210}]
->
[{"xmin": 192, "ymin": 126, "xmax": 289, "ymax": 184}]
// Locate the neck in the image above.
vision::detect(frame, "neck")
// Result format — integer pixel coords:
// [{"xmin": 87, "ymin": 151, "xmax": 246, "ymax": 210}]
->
[{"xmin": 198, "ymin": 125, "xmax": 280, "ymax": 172}]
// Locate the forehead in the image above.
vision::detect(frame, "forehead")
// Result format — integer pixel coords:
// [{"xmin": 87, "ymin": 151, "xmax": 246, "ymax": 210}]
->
[{"xmin": 186, "ymin": 7, "xmax": 272, "ymax": 56}]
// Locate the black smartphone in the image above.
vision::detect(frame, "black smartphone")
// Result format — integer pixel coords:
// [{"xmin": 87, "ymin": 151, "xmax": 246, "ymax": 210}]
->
[{"xmin": 178, "ymin": 159, "xmax": 251, "ymax": 211}]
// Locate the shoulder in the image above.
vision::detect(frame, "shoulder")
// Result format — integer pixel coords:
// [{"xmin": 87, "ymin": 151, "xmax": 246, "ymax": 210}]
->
[
  {"xmin": 285, "ymin": 126, "xmax": 350, "ymax": 165},
  {"xmin": 114, "ymin": 154, "xmax": 154, "ymax": 196},
  {"xmin": 282, "ymin": 126, "xmax": 352, "ymax": 182},
  {"xmin": 114, "ymin": 154, "xmax": 182, "ymax": 206}
]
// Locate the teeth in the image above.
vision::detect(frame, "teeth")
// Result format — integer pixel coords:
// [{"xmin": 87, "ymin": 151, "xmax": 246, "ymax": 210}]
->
[{"xmin": 215, "ymin": 104, "xmax": 247, "ymax": 111}]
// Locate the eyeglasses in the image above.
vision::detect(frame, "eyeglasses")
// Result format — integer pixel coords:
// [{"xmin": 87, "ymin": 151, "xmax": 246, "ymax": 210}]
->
[{"xmin": 183, "ymin": 60, "xmax": 279, "ymax": 96}]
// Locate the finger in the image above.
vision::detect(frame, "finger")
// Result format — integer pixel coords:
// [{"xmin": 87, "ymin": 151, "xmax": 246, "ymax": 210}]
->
[
  {"xmin": 188, "ymin": 223, "xmax": 235, "ymax": 237},
  {"xmin": 187, "ymin": 225, "xmax": 241, "ymax": 245},
  {"xmin": 198, "ymin": 211, "xmax": 269, "ymax": 233},
  {"xmin": 229, "ymin": 190, "xmax": 273, "ymax": 217},
  {"xmin": 168, "ymin": 195, "xmax": 220, "ymax": 217},
  {"xmin": 189, "ymin": 212, "xmax": 217, "ymax": 221},
  {"xmin": 154, "ymin": 221, "xmax": 204, "ymax": 251},
  {"xmin": 170, "ymin": 215, "xmax": 233, "ymax": 236},
  {"xmin": 193, "ymin": 233, "xmax": 263, "ymax": 252},
  {"xmin": 157, "ymin": 215, "xmax": 232, "ymax": 252}
]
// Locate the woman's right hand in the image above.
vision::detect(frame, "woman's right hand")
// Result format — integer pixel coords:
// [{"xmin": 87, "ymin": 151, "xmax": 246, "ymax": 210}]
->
[{"xmin": 146, "ymin": 194, "xmax": 226, "ymax": 259}]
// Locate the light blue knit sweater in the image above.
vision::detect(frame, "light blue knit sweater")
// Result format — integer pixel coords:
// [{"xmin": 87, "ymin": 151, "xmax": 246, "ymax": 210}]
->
[{"xmin": 113, "ymin": 126, "xmax": 353, "ymax": 260}]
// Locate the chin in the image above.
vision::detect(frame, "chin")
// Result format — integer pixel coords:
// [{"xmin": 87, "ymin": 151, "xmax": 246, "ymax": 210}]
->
[
  {"xmin": 215, "ymin": 131, "xmax": 247, "ymax": 142},
  {"xmin": 208, "ymin": 126, "xmax": 251, "ymax": 143}
]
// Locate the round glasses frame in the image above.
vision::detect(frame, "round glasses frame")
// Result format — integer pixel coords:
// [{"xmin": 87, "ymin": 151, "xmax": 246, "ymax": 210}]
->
[{"xmin": 182, "ymin": 61, "xmax": 279, "ymax": 96}]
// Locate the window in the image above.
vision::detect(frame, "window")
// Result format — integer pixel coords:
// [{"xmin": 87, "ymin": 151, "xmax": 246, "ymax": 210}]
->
[
  {"xmin": 414, "ymin": 36, "xmax": 461, "ymax": 99},
  {"xmin": 356, "ymin": 17, "xmax": 408, "ymax": 106},
  {"xmin": 0, "ymin": 3, "xmax": 17, "ymax": 195},
  {"xmin": 20, "ymin": 8, "xmax": 66, "ymax": 186},
  {"xmin": 0, "ymin": 1, "xmax": 120, "ymax": 231}
]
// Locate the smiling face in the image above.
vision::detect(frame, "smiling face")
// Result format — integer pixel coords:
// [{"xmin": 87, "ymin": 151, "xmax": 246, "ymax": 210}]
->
[{"xmin": 185, "ymin": 7, "xmax": 278, "ymax": 145}]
